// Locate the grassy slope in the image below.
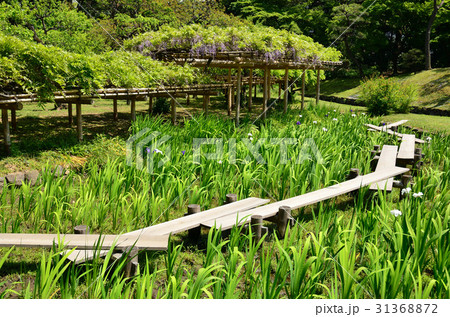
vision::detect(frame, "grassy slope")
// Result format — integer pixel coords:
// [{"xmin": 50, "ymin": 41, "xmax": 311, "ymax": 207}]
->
[{"xmin": 319, "ymin": 68, "xmax": 450, "ymax": 110}]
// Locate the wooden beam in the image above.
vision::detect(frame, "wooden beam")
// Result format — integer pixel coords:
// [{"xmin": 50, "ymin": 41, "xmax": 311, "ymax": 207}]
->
[
  {"xmin": 76, "ymin": 102, "xmax": 83, "ymax": 142},
  {"xmin": 283, "ymin": 68, "xmax": 289, "ymax": 113},
  {"xmin": 113, "ymin": 99, "xmax": 118, "ymax": 121},
  {"xmin": 248, "ymin": 68, "xmax": 253, "ymax": 111},
  {"xmin": 301, "ymin": 69, "xmax": 306, "ymax": 110},
  {"xmin": 1, "ymin": 109, "xmax": 11, "ymax": 155},
  {"xmin": 0, "ymin": 103, "xmax": 23, "ymax": 111},
  {"xmin": 171, "ymin": 98, "xmax": 176, "ymax": 125},
  {"xmin": 316, "ymin": 69, "xmax": 321, "ymax": 105},
  {"xmin": 236, "ymin": 65, "xmax": 242, "ymax": 127},
  {"xmin": 68, "ymin": 102, "xmax": 73, "ymax": 125},
  {"xmin": 131, "ymin": 98, "xmax": 136, "ymax": 122}
]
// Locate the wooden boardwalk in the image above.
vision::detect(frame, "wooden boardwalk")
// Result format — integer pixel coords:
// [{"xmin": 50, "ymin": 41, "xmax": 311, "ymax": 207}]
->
[
  {"xmin": 397, "ymin": 134, "xmax": 416, "ymax": 161},
  {"xmin": 365, "ymin": 123, "xmax": 425, "ymax": 144},
  {"xmin": 202, "ymin": 167, "xmax": 409, "ymax": 231},
  {"xmin": 369, "ymin": 145, "xmax": 398, "ymax": 191}
]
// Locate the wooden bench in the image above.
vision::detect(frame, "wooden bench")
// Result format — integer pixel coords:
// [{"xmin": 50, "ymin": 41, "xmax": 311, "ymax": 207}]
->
[
  {"xmin": 202, "ymin": 166, "xmax": 409, "ymax": 231},
  {"xmin": 369, "ymin": 145, "xmax": 398, "ymax": 192},
  {"xmin": 365, "ymin": 124, "xmax": 425, "ymax": 144},
  {"xmin": 0, "ymin": 233, "xmax": 168, "ymax": 251},
  {"xmin": 66, "ymin": 197, "xmax": 269, "ymax": 264}
]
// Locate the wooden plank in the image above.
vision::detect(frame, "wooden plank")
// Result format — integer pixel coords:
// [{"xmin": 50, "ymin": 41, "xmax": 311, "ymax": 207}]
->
[
  {"xmin": 369, "ymin": 145, "xmax": 398, "ymax": 191},
  {"xmin": 383, "ymin": 120, "xmax": 408, "ymax": 131},
  {"xmin": 397, "ymin": 134, "xmax": 416, "ymax": 161},
  {"xmin": 365, "ymin": 124, "xmax": 425, "ymax": 144},
  {"xmin": 0, "ymin": 233, "xmax": 168, "ymax": 251},
  {"xmin": 2, "ymin": 109, "xmax": 11, "ymax": 155},
  {"xmin": 67, "ymin": 197, "xmax": 269, "ymax": 263},
  {"xmin": 202, "ymin": 167, "xmax": 409, "ymax": 230}
]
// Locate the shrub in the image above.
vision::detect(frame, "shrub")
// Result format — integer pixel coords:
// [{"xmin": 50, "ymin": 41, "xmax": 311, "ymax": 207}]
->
[
  {"xmin": 359, "ymin": 76, "xmax": 416, "ymax": 115},
  {"xmin": 153, "ymin": 98, "xmax": 171, "ymax": 114}
]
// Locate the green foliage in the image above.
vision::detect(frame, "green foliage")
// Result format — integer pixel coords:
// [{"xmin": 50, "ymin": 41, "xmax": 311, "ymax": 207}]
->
[
  {"xmin": 400, "ymin": 49, "xmax": 426, "ymax": 73},
  {"xmin": 359, "ymin": 77, "xmax": 417, "ymax": 115},
  {"xmin": 152, "ymin": 97, "xmax": 171, "ymax": 114},
  {"xmin": 0, "ymin": 33, "xmax": 206, "ymax": 99}
]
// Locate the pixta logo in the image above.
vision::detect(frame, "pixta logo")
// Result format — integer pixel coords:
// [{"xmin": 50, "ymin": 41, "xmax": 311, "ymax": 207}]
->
[{"xmin": 126, "ymin": 129, "xmax": 171, "ymax": 173}]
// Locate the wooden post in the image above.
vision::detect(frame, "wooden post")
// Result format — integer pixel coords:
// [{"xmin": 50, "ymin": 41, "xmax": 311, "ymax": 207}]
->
[
  {"xmin": 268, "ymin": 69, "xmax": 271, "ymax": 100},
  {"xmin": 113, "ymin": 99, "xmax": 118, "ymax": 121},
  {"xmin": 186, "ymin": 94, "xmax": 190, "ymax": 106},
  {"xmin": 74, "ymin": 225, "xmax": 90, "ymax": 234},
  {"xmin": 254, "ymin": 82, "xmax": 257, "ymax": 98},
  {"xmin": 130, "ymin": 98, "xmax": 136, "ymax": 122},
  {"xmin": 278, "ymin": 82, "xmax": 282, "ymax": 99},
  {"xmin": 399, "ymin": 174, "xmax": 413, "ymax": 201},
  {"xmin": 227, "ymin": 69, "xmax": 232, "ymax": 116},
  {"xmin": 148, "ymin": 97, "xmax": 153, "ymax": 115},
  {"xmin": 225, "ymin": 193, "xmax": 237, "ymax": 204},
  {"xmin": 203, "ymin": 95, "xmax": 209, "ymax": 116},
  {"xmin": 171, "ymin": 98, "xmax": 176, "ymax": 125},
  {"xmin": 68, "ymin": 103, "xmax": 73, "ymax": 125},
  {"xmin": 76, "ymin": 102, "xmax": 83, "ymax": 142},
  {"xmin": 251, "ymin": 215, "xmax": 263, "ymax": 244},
  {"xmin": 263, "ymin": 66, "xmax": 268, "ymax": 120},
  {"xmin": 11, "ymin": 109, "xmax": 17, "ymax": 130},
  {"xmin": 301, "ymin": 69, "xmax": 306, "ymax": 110},
  {"xmin": 236, "ymin": 64, "xmax": 242, "ymax": 126},
  {"xmin": 277, "ymin": 206, "xmax": 290, "ymax": 239},
  {"xmin": 124, "ymin": 247, "xmax": 139, "ymax": 278},
  {"xmin": 316, "ymin": 69, "xmax": 321, "ymax": 105},
  {"xmin": 283, "ymin": 68, "xmax": 289, "ymax": 113},
  {"xmin": 248, "ymin": 68, "xmax": 253, "ymax": 111},
  {"xmin": 186, "ymin": 204, "xmax": 201, "ymax": 240},
  {"xmin": 2, "ymin": 109, "xmax": 11, "ymax": 155},
  {"xmin": 346, "ymin": 168, "xmax": 360, "ymax": 196}
]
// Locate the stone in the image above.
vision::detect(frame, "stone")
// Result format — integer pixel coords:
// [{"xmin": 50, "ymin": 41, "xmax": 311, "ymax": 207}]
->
[
  {"xmin": 5, "ymin": 172, "xmax": 25, "ymax": 187},
  {"xmin": 25, "ymin": 170, "xmax": 40, "ymax": 186},
  {"xmin": 0, "ymin": 177, "xmax": 4, "ymax": 190},
  {"xmin": 54, "ymin": 165, "xmax": 64, "ymax": 177}
]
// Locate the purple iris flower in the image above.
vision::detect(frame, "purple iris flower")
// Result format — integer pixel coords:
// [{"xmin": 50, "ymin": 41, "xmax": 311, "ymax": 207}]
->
[
  {"xmin": 296, "ymin": 121, "xmax": 301, "ymax": 125},
  {"xmin": 182, "ymin": 150, "xmax": 185, "ymax": 155}
]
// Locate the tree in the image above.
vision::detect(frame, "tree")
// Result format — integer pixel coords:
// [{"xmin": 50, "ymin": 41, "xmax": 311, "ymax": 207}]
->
[{"xmin": 425, "ymin": 0, "xmax": 446, "ymax": 69}]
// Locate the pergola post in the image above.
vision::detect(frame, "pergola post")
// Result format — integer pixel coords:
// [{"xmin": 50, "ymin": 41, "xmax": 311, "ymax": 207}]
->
[
  {"xmin": 2, "ymin": 109, "xmax": 11, "ymax": 155},
  {"xmin": 301, "ymin": 69, "xmax": 306, "ymax": 110},
  {"xmin": 283, "ymin": 68, "xmax": 289, "ymax": 113},
  {"xmin": 148, "ymin": 97, "xmax": 153, "ymax": 115},
  {"xmin": 171, "ymin": 98, "xmax": 176, "ymax": 125},
  {"xmin": 113, "ymin": 99, "xmax": 118, "ymax": 121},
  {"xmin": 68, "ymin": 102, "xmax": 73, "ymax": 124},
  {"xmin": 316, "ymin": 69, "xmax": 321, "ymax": 105},
  {"xmin": 186, "ymin": 94, "xmax": 190, "ymax": 106},
  {"xmin": 203, "ymin": 95, "xmax": 209, "ymax": 117},
  {"xmin": 236, "ymin": 63, "xmax": 242, "ymax": 127},
  {"xmin": 227, "ymin": 69, "xmax": 232, "ymax": 116},
  {"xmin": 263, "ymin": 66, "xmax": 268, "ymax": 120},
  {"xmin": 11, "ymin": 109, "xmax": 17, "ymax": 130},
  {"xmin": 130, "ymin": 98, "xmax": 136, "ymax": 122},
  {"xmin": 278, "ymin": 82, "xmax": 282, "ymax": 99},
  {"xmin": 268, "ymin": 69, "xmax": 271, "ymax": 100},
  {"xmin": 76, "ymin": 102, "xmax": 83, "ymax": 142},
  {"xmin": 248, "ymin": 68, "xmax": 253, "ymax": 111}
]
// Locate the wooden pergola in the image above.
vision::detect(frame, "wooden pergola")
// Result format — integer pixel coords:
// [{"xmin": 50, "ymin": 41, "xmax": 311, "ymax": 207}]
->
[{"xmin": 158, "ymin": 50, "xmax": 342, "ymax": 126}]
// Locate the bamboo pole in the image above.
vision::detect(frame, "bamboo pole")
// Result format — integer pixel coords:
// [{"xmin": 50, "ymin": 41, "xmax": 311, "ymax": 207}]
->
[
  {"xmin": 301, "ymin": 69, "xmax": 306, "ymax": 110},
  {"xmin": 2, "ymin": 109, "xmax": 11, "ymax": 155},
  {"xmin": 171, "ymin": 98, "xmax": 176, "ymax": 125},
  {"xmin": 76, "ymin": 102, "xmax": 83, "ymax": 142},
  {"xmin": 130, "ymin": 98, "xmax": 136, "ymax": 121},
  {"xmin": 227, "ymin": 69, "xmax": 232, "ymax": 116},
  {"xmin": 68, "ymin": 103, "xmax": 73, "ymax": 125},
  {"xmin": 113, "ymin": 99, "xmax": 118, "ymax": 121},
  {"xmin": 236, "ymin": 65, "xmax": 242, "ymax": 127},
  {"xmin": 248, "ymin": 68, "xmax": 253, "ymax": 111},
  {"xmin": 316, "ymin": 69, "xmax": 321, "ymax": 105},
  {"xmin": 283, "ymin": 68, "xmax": 289, "ymax": 113}
]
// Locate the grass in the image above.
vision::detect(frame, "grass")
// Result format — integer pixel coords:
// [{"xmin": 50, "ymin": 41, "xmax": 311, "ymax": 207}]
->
[
  {"xmin": 0, "ymin": 101, "xmax": 448, "ymax": 299},
  {"xmin": 318, "ymin": 68, "xmax": 450, "ymax": 110}
]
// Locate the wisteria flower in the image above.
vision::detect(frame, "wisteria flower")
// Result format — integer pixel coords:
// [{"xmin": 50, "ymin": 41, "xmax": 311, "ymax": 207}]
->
[
  {"xmin": 313, "ymin": 121, "xmax": 318, "ymax": 124},
  {"xmin": 426, "ymin": 136, "xmax": 432, "ymax": 143},
  {"xmin": 390, "ymin": 209, "xmax": 402, "ymax": 217},
  {"xmin": 401, "ymin": 187, "xmax": 411, "ymax": 195},
  {"xmin": 296, "ymin": 121, "xmax": 301, "ymax": 125},
  {"xmin": 153, "ymin": 148, "xmax": 163, "ymax": 154},
  {"xmin": 352, "ymin": 114, "xmax": 357, "ymax": 117},
  {"xmin": 322, "ymin": 127, "xmax": 328, "ymax": 132},
  {"xmin": 413, "ymin": 192, "xmax": 423, "ymax": 198},
  {"xmin": 332, "ymin": 118, "xmax": 338, "ymax": 122}
]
